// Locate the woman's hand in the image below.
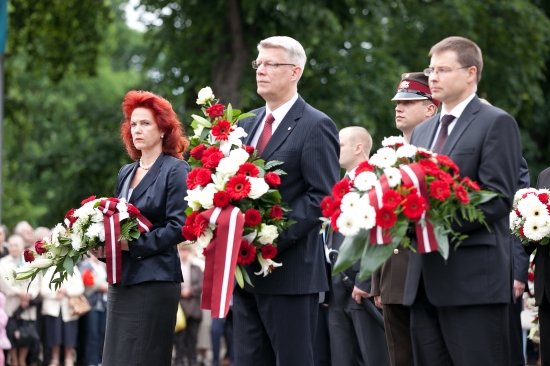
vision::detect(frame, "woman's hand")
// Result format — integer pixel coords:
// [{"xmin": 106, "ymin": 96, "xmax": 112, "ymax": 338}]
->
[
  {"xmin": 89, "ymin": 246, "xmax": 105, "ymax": 259},
  {"xmin": 56, "ymin": 287, "xmax": 67, "ymax": 300}
]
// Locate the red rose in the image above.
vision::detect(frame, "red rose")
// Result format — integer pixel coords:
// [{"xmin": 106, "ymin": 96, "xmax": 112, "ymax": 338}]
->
[
  {"xmin": 213, "ymin": 191, "xmax": 231, "ymax": 208},
  {"xmin": 181, "ymin": 225, "xmax": 197, "ymax": 241},
  {"xmin": 375, "ymin": 206, "xmax": 397, "ymax": 228},
  {"xmin": 211, "ymin": 119, "xmax": 233, "ymax": 141},
  {"xmin": 64, "ymin": 208, "xmax": 77, "ymax": 228},
  {"xmin": 436, "ymin": 170, "xmax": 455, "ymax": 186},
  {"xmin": 462, "ymin": 177, "xmax": 480, "ymax": 191},
  {"xmin": 81, "ymin": 195, "xmax": 96, "ymax": 205},
  {"xmin": 23, "ymin": 249, "xmax": 35, "ymax": 263},
  {"xmin": 190, "ymin": 144, "xmax": 206, "ymax": 160},
  {"xmin": 332, "ymin": 179, "xmax": 351, "ymax": 200},
  {"xmin": 382, "ymin": 190, "xmax": 403, "ymax": 210},
  {"xmin": 82, "ymin": 269, "xmax": 95, "ymax": 287},
  {"xmin": 321, "ymin": 196, "xmax": 335, "ymax": 218},
  {"xmin": 356, "ymin": 161, "xmax": 374, "ymax": 174},
  {"xmin": 454, "ymin": 184, "xmax": 470, "ymax": 204},
  {"xmin": 264, "ymin": 172, "xmax": 281, "ymax": 188},
  {"xmin": 187, "ymin": 168, "xmax": 213, "ymax": 189},
  {"xmin": 429, "ymin": 180, "xmax": 451, "ymax": 201},
  {"xmin": 418, "ymin": 160, "xmax": 440, "ymax": 175},
  {"xmin": 237, "ymin": 240, "xmax": 256, "ymax": 265},
  {"xmin": 203, "ymin": 151, "xmax": 225, "ymax": 169},
  {"xmin": 269, "ymin": 205, "xmax": 283, "ymax": 220},
  {"xmin": 245, "ymin": 209, "xmax": 262, "ymax": 226},
  {"xmin": 402, "ymin": 195, "xmax": 426, "ymax": 219},
  {"xmin": 331, "ymin": 209, "xmax": 341, "ymax": 232},
  {"xmin": 226, "ymin": 175, "xmax": 252, "ymax": 200},
  {"xmin": 539, "ymin": 193, "xmax": 549, "ymax": 204},
  {"xmin": 244, "ymin": 145, "xmax": 255, "ymax": 157},
  {"xmin": 107, "ymin": 197, "xmax": 120, "ymax": 203},
  {"xmin": 528, "ymin": 272, "xmax": 535, "ymax": 282},
  {"xmin": 127, "ymin": 204, "xmax": 140, "ymax": 218},
  {"xmin": 35, "ymin": 240, "xmax": 47, "ymax": 255},
  {"xmin": 192, "ymin": 215, "xmax": 209, "ymax": 237},
  {"xmin": 237, "ymin": 162, "xmax": 260, "ymax": 178},
  {"xmin": 261, "ymin": 244, "xmax": 277, "ymax": 260},
  {"xmin": 205, "ymin": 104, "xmax": 225, "ymax": 119},
  {"xmin": 435, "ymin": 154, "xmax": 459, "ymax": 173}
]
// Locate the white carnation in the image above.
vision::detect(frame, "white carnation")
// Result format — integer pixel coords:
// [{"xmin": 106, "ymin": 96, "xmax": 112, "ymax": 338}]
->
[
  {"xmin": 355, "ymin": 205, "xmax": 376, "ymax": 230},
  {"xmin": 185, "ymin": 187, "xmax": 203, "ymax": 211},
  {"xmin": 70, "ymin": 233, "xmax": 82, "ymax": 251},
  {"xmin": 247, "ymin": 177, "xmax": 270, "ymax": 199},
  {"xmin": 354, "ymin": 171, "xmax": 378, "ymax": 191},
  {"xmin": 74, "ymin": 201, "xmax": 96, "ymax": 219},
  {"xmin": 116, "ymin": 201, "xmax": 128, "ymax": 213},
  {"xmin": 396, "ymin": 144, "xmax": 417, "ymax": 159},
  {"xmin": 51, "ymin": 223, "xmax": 67, "ymax": 246},
  {"xmin": 199, "ymin": 184, "xmax": 218, "ymax": 210},
  {"xmin": 340, "ymin": 192, "xmax": 361, "ymax": 214},
  {"xmin": 85, "ymin": 222, "xmax": 104, "ymax": 239},
  {"xmin": 216, "ymin": 157, "xmax": 241, "ymax": 177},
  {"xmin": 384, "ymin": 168, "xmax": 402, "ymax": 188},
  {"xmin": 336, "ymin": 213, "xmax": 360, "ymax": 237},
  {"xmin": 523, "ymin": 216, "xmax": 550, "ymax": 241},
  {"xmin": 381, "ymin": 136, "xmax": 405, "ymax": 147},
  {"xmin": 196, "ymin": 86, "xmax": 214, "ymax": 105},
  {"xmin": 229, "ymin": 148, "xmax": 250, "ymax": 164},
  {"xmin": 258, "ymin": 224, "xmax": 279, "ymax": 244},
  {"xmin": 369, "ymin": 148, "xmax": 398, "ymax": 169}
]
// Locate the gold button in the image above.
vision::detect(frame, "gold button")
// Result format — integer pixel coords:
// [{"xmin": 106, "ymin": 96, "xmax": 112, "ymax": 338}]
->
[{"xmin": 393, "ymin": 249, "xmax": 399, "ymax": 254}]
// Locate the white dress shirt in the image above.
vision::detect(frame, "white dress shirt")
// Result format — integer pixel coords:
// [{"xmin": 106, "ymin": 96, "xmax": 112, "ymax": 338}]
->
[
  {"xmin": 430, "ymin": 93, "xmax": 476, "ymax": 150},
  {"xmin": 250, "ymin": 93, "xmax": 299, "ymax": 148}
]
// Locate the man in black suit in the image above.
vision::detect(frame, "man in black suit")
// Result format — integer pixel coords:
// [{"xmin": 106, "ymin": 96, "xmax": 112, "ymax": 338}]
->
[
  {"xmin": 234, "ymin": 36, "xmax": 340, "ymax": 366},
  {"xmin": 404, "ymin": 36, "xmax": 522, "ymax": 365}
]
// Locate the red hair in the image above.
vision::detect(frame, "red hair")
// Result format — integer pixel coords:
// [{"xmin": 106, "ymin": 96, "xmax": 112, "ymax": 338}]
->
[{"xmin": 121, "ymin": 90, "xmax": 189, "ymax": 160}]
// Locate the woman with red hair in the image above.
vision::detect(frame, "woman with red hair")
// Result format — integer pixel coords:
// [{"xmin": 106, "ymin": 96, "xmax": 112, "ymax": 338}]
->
[{"xmin": 90, "ymin": 90, "xmax": 189, "ymax": 366}]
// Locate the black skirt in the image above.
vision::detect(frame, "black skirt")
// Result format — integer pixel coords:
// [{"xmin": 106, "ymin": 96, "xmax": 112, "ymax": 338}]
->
[{"xmin": 102, "ymin": 281, "xmax": 180, "ymax": 366}]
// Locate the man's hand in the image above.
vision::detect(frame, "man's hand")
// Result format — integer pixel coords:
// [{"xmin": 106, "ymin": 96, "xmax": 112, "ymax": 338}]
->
[
  {"xmin": 181, "ymin": 288, "xmax": 191, "ymax": 298},
  {"xmin": 89, "ymin": 246, "xmax": 105, "ymax": 259},
  {"xmin": 374, "ymin": 295, "xmax": 383, "ymax": 309},
  {"xmin": 120, "ymin": 240, "xmax": 129, "ymax": 251},
  {"xmin": 514, "ymin": 280, "xmax": 526, "ymax": 299},
  {"xmin": 351, "ymin": 286, "xmax": 370, "ymax": 304}
]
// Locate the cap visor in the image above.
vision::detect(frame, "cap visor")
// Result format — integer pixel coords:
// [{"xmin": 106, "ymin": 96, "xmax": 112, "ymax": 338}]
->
[{"xmin": 391, "ymin": 91, "xmax": 429, "ymax": 101}]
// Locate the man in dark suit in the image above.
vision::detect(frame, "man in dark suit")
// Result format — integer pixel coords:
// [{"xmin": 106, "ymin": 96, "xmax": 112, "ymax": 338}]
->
[
  {"xmin": 233, "ymin": 36, "xmax": 340, "ymax": 366},
  {"xmin": 404, "ymin": 36, "xmax": 522, "ymax": 365},
  {"xmin": 371, "ymin": 72, "xmax": 439, "ymax": 366},
  {"xmin": 526, "ymin": 168, "xmax": 550, "ymax": 364}
]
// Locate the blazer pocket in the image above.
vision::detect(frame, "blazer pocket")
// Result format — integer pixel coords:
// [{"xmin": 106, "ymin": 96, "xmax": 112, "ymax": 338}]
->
[{"xmin": 453, "ymin": 147, "xmax": 475, "ymax": 155}]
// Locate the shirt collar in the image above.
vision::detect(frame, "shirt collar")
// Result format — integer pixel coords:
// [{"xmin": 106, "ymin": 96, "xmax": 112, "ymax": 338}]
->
[
  {"xmin": 440, "ymin": 93, "xmax": 476, "ymax": 120},
  {"xmin": 266, "ymin": 93, "xmax": 299, "ymax": 123}
]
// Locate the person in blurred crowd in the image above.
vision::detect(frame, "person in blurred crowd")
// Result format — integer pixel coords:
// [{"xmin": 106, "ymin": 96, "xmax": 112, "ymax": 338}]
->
[
  {"xmin": 0, "ymin": 225, "xmax": 9, "ymax": 258},
  {"xmin": 0, "ymin": 235, "xmax": 40, "ymax": 366},
  {"xmin": 13, "ymin": 222, "xmax": 35, "ymax": 249},
  {"xmin": 0, "ymin": 292, "xmax": 11, "ymax": 366}
]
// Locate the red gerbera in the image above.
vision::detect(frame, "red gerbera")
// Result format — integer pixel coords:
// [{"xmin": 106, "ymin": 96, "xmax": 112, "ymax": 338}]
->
[
  {"xmin": 436, "ymin": 170, "xmax": 455, "ymax": 186},
  {"xmin": 187, "ymin": 168, "xmax": 213, "ymax": 189},
  {"xmin": 462, "ymin": 177, "xmax": 480, "ymax": 191},
  {"xmin": 356, "ymin": 161, "xmax": 374, "ymax": 174},
  {"xmin": 81, "ymin": 195, "xmax": 96, "ymax": 205},
  {"xmin": 237, "ymin": 240, "xmax": 256, "ymax": 265},
  {"xmin": 181, "ymin": 225, "xmax": 198, "ymax": 241},
  {"xmin": 244, "ymin": 145, "xmax": 255, "ymax": 157},
  {"xmin": 269, "ymin": 205, "xmax": 283, "ymax": 220},
  {"xmin": 264, "ymin": 172, "xmax": 281, "ymax": 188},
  {"xmin": 382, "ymin": 190, "xmax": 403, "ymax": 210},
  {"xmin": 435, "ymin": 154, "xmax": 459, "ymax": 173},
  {"xmin": 211, "ymin": 120, "xmax": 233, "ymax": 141},
  {"xmin": 226, "ymin": 175, "xmax": 252, "ymax": 200},
  {"xmin": 205, "ymin": 104, "xmax": 225, "ymax": 119},
  {"xmin": 418, "ymin": 160, "xmax": 440, "ymax": 175},
  {"xmin": 82, "ymin": 269, "xmax": 95, "ymax": 287},
  {"xmin": 321, "ymin": 196, "xmax": 335, "ymax": 218},
  {"xmin": 331, "ymin": 209, "xmax": 342, "ymax": 232},
  {"xmin": 539, "ymin": 193, "xmax": 549, "ymax": 204},
  {"xmin": 213, "ymin": 191, "xmax": 230, "ymax": 208},
  {"xmin": 454, "ymin": 184, "xmax": 470, "ymax": 204},
  {"xmin": 398, "ymin": 183, "xmax": 418, "ymax": 197},
  {"xmin": 185, "ymin": 211, "xmax": 200, "ymax": 227},
  {"xmin": 192, "ymin": 214, "xmax": 209, "ymax": 237},
  {"xmin": 107, "ymin": 197, "xmax": 120, "ymax": 203},
  {"xmin": 237, "ymin": 162, "xmax": 260, "ymax": 178},
  {"xmin": 402, "ymin": 195, "xmax": 426, "ymax": 219},
  {"xmin": 332, "ymin": 179, "xmax": 351, "ymax": 200},
  {"xmin": 190, "ymin": 144, "xmax": 206, "ymax": 160},
  {"xmin": 429, "ymin": 180, "xmax": 451, "ymax": 201},
  {"xmin": 261, "ymin": 244, "xmax": 277, "ymax": 260},
  {"xmin": 23, "ymin": 249, "xmax": 35, "ymax": 263},
  {"xmin": 375, "ymin": 206, "xmax": 397, "ymax": 228},
  {"xmin": 244, "ymin": 209, "xmax": 262, "ymax": 226},
  {"xmin": 127, "ymin": 204, "xmax": 140, "ymax": 218}
]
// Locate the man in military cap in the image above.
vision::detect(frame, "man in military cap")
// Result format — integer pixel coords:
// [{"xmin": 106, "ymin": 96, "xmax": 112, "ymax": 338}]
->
[{"xmin": 370, "ymin": 72, "xmax": 438, "ymax": 366}]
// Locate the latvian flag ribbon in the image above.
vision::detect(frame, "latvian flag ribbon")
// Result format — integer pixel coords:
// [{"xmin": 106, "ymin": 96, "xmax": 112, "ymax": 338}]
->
[
  {"xmin": 200, "ymin": 205, "xmax": 244, "ymax": 318},
  {"xmin": 98, "ymin": 199, "xmax": 153, "ymax": 284}
]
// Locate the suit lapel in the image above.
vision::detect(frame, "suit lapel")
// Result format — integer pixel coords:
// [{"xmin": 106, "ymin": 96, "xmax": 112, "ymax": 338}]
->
[
  {"xmin": 441, "ymin": 97, "xmax": 481, "ymax": 156},
  {"xmin": 261, "ymin": 96, "xmax": 304, "ymax": 160},
  {"xmin": 243, "ymin": 109, "xmax": 266, "ymax": 146},
  {"xmin": 411, "ymin": 114, "xmax": 439, "ymax": 149},
  {"xmin": 129, "ymin": 152, "xmax": 169, "ymax": 204}
]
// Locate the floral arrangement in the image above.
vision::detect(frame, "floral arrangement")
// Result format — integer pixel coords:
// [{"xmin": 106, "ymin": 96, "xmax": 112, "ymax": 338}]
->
[
  {"xmin": 11, "ymin": 196, "xmax": 151, "ymax": 289},
  {"xmin": 321, "ymin": 136, "xmax": 498, "ymax": 278},
  {"xmin": 510, "ymin": 188, "xmax": 550, "ymax": 244},
  {"xmin": 182, "ymin": 87, "xmax": 295, "ymax": 288},
  {"xmin": 523, "ymin": 254, "xmax": 540, "ymax": 343}
]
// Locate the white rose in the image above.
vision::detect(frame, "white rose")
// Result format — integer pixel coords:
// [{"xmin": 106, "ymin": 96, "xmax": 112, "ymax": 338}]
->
[
  {"xmin": 197, "ymin": 228, "xmax": 214, "ymax": 248},
  {"xmin": 217, "ymin": 157, "xmax": 241, "ymax": 177},
  {"xmin": 29, "ymin": 257, "xmax": 54, "ymax": 269},
  {"xmin": 248, "ymin": 177, "xmax": 270, "ymax": 199},
  {"xmin": 185, "ymin": 187, "xmax": 203, "ymax": 211},
  {"xmin": 196, "ymin": 87, "xmax": 214, "ymax": 105},
  {"xmin": 229, "ymin": 148, "xmax": 251, "ymax": 164},
  {"xmin": 258, "ymin": 224, "xmax": 279, "ymax": 244},
  {"xmin": 199, "ymin": 184, "xmax": 218, "ymax": 209}
]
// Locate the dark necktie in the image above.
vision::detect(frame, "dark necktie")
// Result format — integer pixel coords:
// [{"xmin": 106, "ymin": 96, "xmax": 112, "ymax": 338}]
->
[
  {"xmin": 256, "ymin": 113, "xmax": 275, "ymax": 155},
  {"xmin": 433, "ymin": 114, "xmax": 455, "ymax": 153}
]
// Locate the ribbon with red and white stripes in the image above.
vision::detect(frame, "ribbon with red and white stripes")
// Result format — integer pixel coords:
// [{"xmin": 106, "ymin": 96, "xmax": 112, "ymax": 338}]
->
[
  {"xmin": 98, "ymin": 199, "xmax": 153, "ymax": 284},
  {"xmin": 200, "ymin": 205, "xmax": 244, "ymax": 318},
  {"xmin": 368, "ymin": 175, "xmax": 393, "ymax": 245}
]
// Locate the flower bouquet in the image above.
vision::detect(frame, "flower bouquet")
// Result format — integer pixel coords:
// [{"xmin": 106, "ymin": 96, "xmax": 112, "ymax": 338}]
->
[
  {"xmin": 523, "ymin": 254, "xmax": 540, "ymax": 343},
  {"xmin": 12, "ymin": 196, "xmax": 152, "ymax": 289},
  {"xmin": 321, "ymin": 136, "xmax": 498, "ymax": 278},
  {"xmin": 510, "ymin": 188, "xmax": 550, "ymax": 245},
  {"xmin": 182, "ymin": 87, "xmax": 295, "ymax": 318}
]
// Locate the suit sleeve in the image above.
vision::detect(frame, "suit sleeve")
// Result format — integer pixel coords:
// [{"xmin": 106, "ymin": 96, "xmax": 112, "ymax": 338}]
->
[
  {"xmin": 277, "ymin": 117, "xmax": 340, "ymax": 252},
  {"xmin": 355, "ymin": 274, "xmax": 372, "ymax": 293},
  {"xmin": 128, "ymin": 161, "xmax": 189, "ymax": 261},
  {"xmin": 370, "ymin": 268, "xmax": 381, "ymax": 296}
]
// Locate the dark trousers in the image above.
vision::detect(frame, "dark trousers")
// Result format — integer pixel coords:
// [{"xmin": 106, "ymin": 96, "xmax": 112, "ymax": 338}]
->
[
  {"xmin": 410, "ymin": 283, "xmax": 510, "ymax": 366},
  {"xmin": 211, "ymin": 311, "xmax": 233, "ymax": 366},
  {"xmin": 539, "ymin": 295, "xmax": 550, "ymax": 365},
  {"xmin": 383, "ymin": 304, "xmax": 414, "ymax": 366},
  {"xmin": 175, "ymin": 317, "xmax": 200, "ymax": 364},
  {"xmin": 233, "ymin": 287, "xmax": 318, "ymax": 366},
  {"xmin": 85, "ymin": 310, "xmax": 107, "ymax": 366},
  {"xmin": 509, "ymin": 298, "xmax": 525, "ymax": 366},
  {"xmin": 314, "ymin": 304, "xmax": 331, "ymax": 366}
]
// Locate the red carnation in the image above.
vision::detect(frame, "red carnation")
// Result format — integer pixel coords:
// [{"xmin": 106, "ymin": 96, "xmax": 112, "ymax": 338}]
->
[
  {"xmin": 23, "ymin": 249, "xmax": 35, "ymax": 263},
  {"xmin": 519, "ymin": 226, "xmax": 525, "ymax": 237},
  {"xmin": 181, "ymin": 225, "xmax": 197, "ymax": 241},
  {"xmin": 462, "ymin": 177, "xmax": 480, "ymax": 191},
  {"xmin": 382, "ymin": 190, "xmax": 403, "ymax": 210},
  {"xmin": 187, "ymin": 168, "xmax": 213, "ymax": 189},
  {"xmin": 35, "ymin": 240, "xmax": 47, "ymax": 255},
  {"xmin": 528, "ymin": 272, "xmax": 535, "ymax": 282},
  {"xmin": 64, "ymin": 208, "xmax": 77, "ymax": 228},
  {"xmin": 107, "ymin": 197, "xmax": 120, "ymax": 203},
  {"xmin": 436, "ymin": 170, "xmax": 455, "ymax": 186},
  {"xmin": 127, "ymin": 204, "xmax": 140, "ymax": 218},
  {"xmin": 211, "ymin": 120, "xmax": 233, "ymax": 141},
  {"xmin": 203, "ymin": 151, "xmax": 225, "ymax": 169},
  {"xmin": 332, "ymin": 179, "xmax": 351, "ymax": 200},
  {"xmin": 81, "ymin": 195, "xmax": 96, "ymax": 205},
  {"xmin": 418, "ymin": 160, "xmax": 440, "ymax": 175},
  {"xmin": 192, "ymin": 215, "xmax": 209, "ymax": 237},
  {"xmin": 269, "ymin": 205, "xmax": 283, "ymax": 220},
  {"xmin": 331, "ymin": 209, "xmax": 342, "ymax": 232},
  {"xmin": 213, "ymin": 191, "xmax": 231, "ymax": 208},
  {"xmin": 244, "ymin": 209, "xmax": 262, "ymax": 226},
  {"xmin": 190, "ymin": 144, "xmax": 206, "ymax": 160},
  {"xmin": 264, "ymin": 172, "xmax": 281, "ymax": 188},
  {"xmin": 237, "ymin": 162, "xmax": 260, "ymax": 178},
  {"xmin": 402, "ymin": 195, "xmax": 426, "ymax": 219},
  {"xmin": 205, "ymin": 104, "xmax": 225, "ymax": 119},
  {"xmin": 185, "ymin": 211, "xmax": 200, "ymax": 227},
  {"xmin": 82, "ymin": 269, "xmax": 95, "ymax": 287},
  {"xmin": 244, "ymin": 145, "xmax": 255, "ymax": 157},
  {"xmin": 375, "ymin": 206, "xmax": 397, "ymax": 228},
  {"xmin": 261, "ymin": 244, "xmax": 277, "ymax": 260},
  {"xmin": 435, "ymin": 154, "xmax": 459, "ymax": 173},
  {"xmin": 539, "ymin": 193, "xmax": 549, "ymax": 204},
  {"xmin": 454, "ymin": 184, "xmax": 470, "ymax": 204},
  {"xmin": 429, "ymin": 180, "xmax": 451, "ymax": 201},
  {"xmin": 515, "ymin": 209, "xmax": 521, "ymax": 216},
  {"xmin": 356, "ymin": 161, "xmax": 374, "ymax": 174},
  {"xmin": 226, "ymin": 175, "xmax": 252, "ymax": 200},
  {"xmin": 237, "ymin": 240, "xmax": 256, "ymax": 265}
]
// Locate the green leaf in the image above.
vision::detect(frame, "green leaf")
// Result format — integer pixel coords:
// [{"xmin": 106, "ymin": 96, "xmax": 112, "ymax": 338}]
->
[
  {"xmin": 185, "ymin": 207, "xmax": 195, "ymax": 216},
  {"xmin": 192, "ymin": 114, "xmax": 212, "ymax": 128},
  {"xmin": 200, "ymin": 127, "xmax": 209, "ymax": 141},
  {"xmin": 63, "ymin": 256, "xmax": 74, "ymax": 276},
  {"xmin": 435, "ymin": 226, "xmax": 450, "ymax": 260},
  {"xmin": 191, "ymin": 121, "xmax": 198, "ymax": 129},
  {"xmin": 469, "ymin": 191, "xmax": 499, "ymax": 205},
  {"xmin": 235, "ymin": 265, "xmax": 244, "ymax": 288},
  {"xmin": 358, "ymin": 241, "xmax": 400, "ymax": 279},
  {"xmin": 232, "ymin": 109, "xmax": 241, "ymax": 116},
  {"xmin": 264, "ymin": 160, "xmax": 284, "ymax": 170},
  {"xmin": 237, "ymin": 112, "xmax": 256, "ymax": 121},
  {"xmin": 241, "ymin": 266, "xmax": 254, "ymax": 287},
  {"xmin": 332, "ymin": 229, "xmax": 369, "ymax": 275}
]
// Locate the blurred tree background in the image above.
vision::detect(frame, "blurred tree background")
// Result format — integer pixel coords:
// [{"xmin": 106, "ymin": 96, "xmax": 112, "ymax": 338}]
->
[{"xmin": 2, "ymin": 0, "xmax": 550, "ymax": 228}]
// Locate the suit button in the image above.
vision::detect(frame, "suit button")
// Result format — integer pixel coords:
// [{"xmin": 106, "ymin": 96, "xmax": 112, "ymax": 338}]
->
[
  {"xmin": 137, "ymin": 256, "xmax": 142, "ymax": 260},
  {"xmin": 393, "ymin": 249, "xmax": 399, "ymax": 254}
]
